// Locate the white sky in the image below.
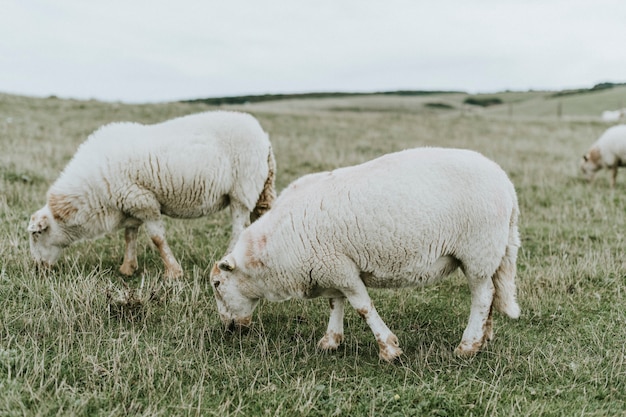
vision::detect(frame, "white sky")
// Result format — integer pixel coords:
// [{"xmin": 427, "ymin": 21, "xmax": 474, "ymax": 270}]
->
[{"xmin": 2, "ymin": 0, "xmax": 625, "ymax": 103}]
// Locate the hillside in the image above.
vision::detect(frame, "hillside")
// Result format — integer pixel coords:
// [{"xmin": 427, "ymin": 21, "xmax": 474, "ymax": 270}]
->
[{"xmin": 180, "ymin": 82, "xmax": 626, "ymax": 120}]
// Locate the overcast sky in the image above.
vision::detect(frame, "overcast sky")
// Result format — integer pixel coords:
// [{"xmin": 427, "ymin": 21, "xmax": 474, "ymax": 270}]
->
[{"xmin": 2, "ymin": 0, "xmax": 625, "ymax": 103}]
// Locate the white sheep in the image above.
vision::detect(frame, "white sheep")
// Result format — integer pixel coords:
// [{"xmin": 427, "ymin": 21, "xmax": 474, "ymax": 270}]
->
[
  {"xmin": 28, "ymin": 111, "xmax": 276, "ymax": 278},
  {"xmin": 581, "ymin": 124, "xmax": 626, "ymax": 187},
  {"xmin": 601, "ymin": 110, "xmax": 624, "ymax": 123},
  {"xmin": 210, "ymin": 147, "xmax": 521, "ymax": 360}
]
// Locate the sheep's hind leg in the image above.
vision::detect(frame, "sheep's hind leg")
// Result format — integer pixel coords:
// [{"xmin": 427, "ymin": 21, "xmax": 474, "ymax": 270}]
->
[
  {"xmin": 611, "ymin": 164, "xmax": 618, "ymax": 188},
  {"xmin": 144, "ymin": 220, "xmax": 183, "ymax": 279},
  {"xmin": 119, "ymin": 226, "xmax": 139, "ymax": 276},
  {"xmin": 344, "ymin": 281, "xmax": 402, "ymax": 362},
  {"xmin": 228, "ymin": 200, "xmax": 251, "ymax": 251},
  {"xmin": 455, "ymin": 275, "xmax": 494, "ymax": 357},
  {"xmin": 317, "ymin": 297, "xmax": 345, "ymax": 351}
]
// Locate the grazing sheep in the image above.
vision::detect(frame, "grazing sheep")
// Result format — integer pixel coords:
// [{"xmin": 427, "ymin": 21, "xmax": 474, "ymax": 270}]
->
[
  {"xmin": 581, "ymin": 124, "xmax": 626, "ymax": 187},
  {"xmin": 28, "ymin": 111, "xmax": 276, "ymax": 278},
  {"xmin": 211, "ymin": 147, "xmax": 520, "ymax": 360}
]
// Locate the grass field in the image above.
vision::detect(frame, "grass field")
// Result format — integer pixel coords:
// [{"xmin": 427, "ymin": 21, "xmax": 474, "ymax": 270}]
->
[{"xmin": 1, "ymin": 88, "xmax": 625, "ymax": 416}]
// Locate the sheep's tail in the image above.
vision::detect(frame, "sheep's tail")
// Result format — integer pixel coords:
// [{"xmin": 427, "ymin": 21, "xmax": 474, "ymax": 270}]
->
[
  {"xmin": 492, "ymin": 201, "xmax": 521, "ymax": 319},
  {"xmin": 251, "ymin": 145, "xmax": 276, "ymax": 222}
]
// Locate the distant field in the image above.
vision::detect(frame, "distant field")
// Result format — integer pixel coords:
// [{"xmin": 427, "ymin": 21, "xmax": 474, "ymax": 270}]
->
[{"xmin": 0, "ymin": 88, "xmax": 625, "ymax": 416}]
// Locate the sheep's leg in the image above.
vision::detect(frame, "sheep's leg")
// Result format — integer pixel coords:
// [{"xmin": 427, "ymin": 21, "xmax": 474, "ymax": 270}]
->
[
  {"xmin": 611, "ymin": 165, "xmax": 618, "ymax": 188},
  {"xmin": 228, "ymin": 200, "xmax": 251, "ymax": 250},
  {"xmin": 119, "ymin": 226, "xmax": 139, "ymax": 276},
  {"xmin": 455, "ymin": 276, "xmax": 494, "ymax": 357},
  {"xmin": 144, "ymin": 220, "xmax": 183, "ymax": 279},
  {"xmin": 317, "ymin": 297, "xmax": 345, "ymax": 351},
  {"xmin": 344, "ymin": 282, "xmax": 402, "ymax": 362},
  {"xmin": 484, "ymin": 306, "xmax": 494, "ymax": 342}
]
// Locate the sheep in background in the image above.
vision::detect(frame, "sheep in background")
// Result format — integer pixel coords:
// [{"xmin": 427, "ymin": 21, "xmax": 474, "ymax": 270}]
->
[
  {"xmin": 601, "ymin": 109, "xmax": 625, "ymax": 123},
  {"xmin": 211, "ymin": 147, "xmax": 520, "ymax": 360},
  {"xmin": 28, "ymin": 111, "xmax": 275, "ymax": 278},
  {"xmin": 581, "ymin": 124, "xmax": 626, "ymax": 187}
]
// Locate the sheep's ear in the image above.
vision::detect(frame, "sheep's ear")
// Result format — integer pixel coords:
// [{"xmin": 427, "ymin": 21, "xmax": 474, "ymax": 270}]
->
[
  {"xmin": 48, "ymin": 193, "xmax": 77, "ymax": 222},
  {"xmin": 589, "ymin": 148, "xmax": 601, "ymax": 163},
  {"xmin": 218, "ymin": 256, "xmax": 236, "ymax": 272},
  {"xmin": 28, "ymin": 212, "xmax": 50, "ymax": 234}
]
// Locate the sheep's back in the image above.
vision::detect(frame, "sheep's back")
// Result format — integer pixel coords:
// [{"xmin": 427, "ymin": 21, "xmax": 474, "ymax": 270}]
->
[
  {"xmin": 597, "ymin": 125, "xmax": 626, "ymax": 164},
  {"xmin": 50, "ymin": 111, "xmax": 270, "ymax": 218},
  {"xmin": 254, "ymin": 148, "xmax": 517, "ymax": 285}
]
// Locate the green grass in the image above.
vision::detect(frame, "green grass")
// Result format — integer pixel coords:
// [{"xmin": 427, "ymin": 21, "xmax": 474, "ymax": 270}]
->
[{"xmin": 1, "ymin": 90, "xmax": 625, "ymax": 416}]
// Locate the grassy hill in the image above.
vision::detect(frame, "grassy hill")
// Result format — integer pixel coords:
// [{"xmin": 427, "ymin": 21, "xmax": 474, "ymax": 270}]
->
[
  {"xmin": 181, "ymin": 82, "xmax": 626, "ymax": 119},
  {"xmin": 0, "ymin": 87, "xmax": 625, "ymax": 416}
]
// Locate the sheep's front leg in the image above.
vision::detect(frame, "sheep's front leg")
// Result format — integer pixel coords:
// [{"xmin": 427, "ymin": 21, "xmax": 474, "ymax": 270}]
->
[
  {"xmin": 119, "ymin": 226, "xmax": 139, "ymax": 276},
  {"xmin": 144, "ymin": 220, "xmax": 183, "ymax": 279},
  {"xmin": 455, "ymin": 277, "xmax": 494, "ymax": 357},
  {"xmin": 317, "ymin": 297, "xmax": 345, "ymax": 351},
  {"xmin": 344, "ymin": 282, "xmax": 402, "ymax": 362},
  {"xmin": 229, "ymin": 201, "xmax": 251, "ymax": 250}
]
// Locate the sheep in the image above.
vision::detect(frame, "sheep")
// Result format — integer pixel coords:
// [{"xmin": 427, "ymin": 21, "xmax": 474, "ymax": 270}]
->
[
  {"xmin": 210, "ymin": 147, "xmax": 521, "ymax": 360},
  {"xmin": 601, "ymin": 110, "xmax": 621, "ymax": 123},
  {"xmin": 28, "ymin": 111, "xmax": 276, "ymax": 279},
  {"xmin": 601, "ymin": 109, "xmax": 624, "ymax": 123},
  {"xmin": 581, "ymin": 124, "xmax": 626, "ymax": 187}
]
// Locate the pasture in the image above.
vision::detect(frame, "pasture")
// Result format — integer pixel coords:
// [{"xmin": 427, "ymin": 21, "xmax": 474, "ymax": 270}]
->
[{"xmin": 0, "ymin": 88, "xmax": 625, "ymax": 416}]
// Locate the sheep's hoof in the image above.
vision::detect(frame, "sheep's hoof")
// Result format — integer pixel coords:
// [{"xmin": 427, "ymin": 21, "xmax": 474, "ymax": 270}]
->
[
  {"xmin": 119, "ymin": 262, "xmax": 138, "ymax": 276},
  {"xmin": 379, "ymin": 346, "xmax": 403, "ymax": 362},
  {"xmin": 317, "ymin": 332, "xmax": 344, "ymax": 351},
  {"xmin": 378, "ymin": 334, "xmax": 403, "ymax": 362},
  {"xmin": 165, "ymin": 268, "xmax": 183, "ymax": 280},
  {"xmin": 454, "ymin": 342, "xmax": 481, "ymax": 358}
]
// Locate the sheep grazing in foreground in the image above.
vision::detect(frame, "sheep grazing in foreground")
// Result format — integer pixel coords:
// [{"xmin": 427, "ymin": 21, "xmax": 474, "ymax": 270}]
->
[
  {"xmin": 581, "ymin": 124, "xmax": 626, "ymax": 187},
  {"xmin": 211, "ymin": 147, "xmax": 521, "ymax": 360},
  {"xmin": 28, "ymin": 111, "xmax": 276, "ymax": 279}
]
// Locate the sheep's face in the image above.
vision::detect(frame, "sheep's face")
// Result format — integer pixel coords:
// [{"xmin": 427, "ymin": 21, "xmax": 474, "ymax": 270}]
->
[
  {"xmin": 210, "ymin": 255, "xmax": 259, "ymax": 329},
  {"xmin": 580, "ymin": 156, "xmax": 600, "ymax": 180},
  {"xmin": 580, "ymin": 148, "xmax": 601, "ymax": 181},
  {"xmin": 27, "ymin": 206, "xmax": 67, "ymax": 268}
]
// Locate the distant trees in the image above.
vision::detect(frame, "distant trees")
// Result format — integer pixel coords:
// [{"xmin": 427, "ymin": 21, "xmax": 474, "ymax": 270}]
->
[{"xmin": 463, "ymin": 96, "xmax": 503, "ymax": 107}]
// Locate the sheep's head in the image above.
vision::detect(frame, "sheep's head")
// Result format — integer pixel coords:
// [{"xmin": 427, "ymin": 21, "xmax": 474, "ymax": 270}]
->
[
  {"xmin": 210, "ymin": 254, "xmax": 259, "ymax": 330},
  {"xmin": 27, "ymin": 206, "xmax": 67, "ymax": 268},
  {"xmin": 580, "ymin": 147, "xmax": 602, "ymax": 181}
]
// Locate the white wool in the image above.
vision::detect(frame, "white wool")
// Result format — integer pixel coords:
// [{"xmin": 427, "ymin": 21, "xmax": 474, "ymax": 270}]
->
[
  {"xmin": 587, "ymin": 125, "xmax": 626, "ymax": 166},
  {"xmin": 28, "ymin": 110, "xmax": 275, "ymax": 277},
  {"xmin": 212, "ymin": 147, "xmax": 520, "ymax": 358},
  {"xmin": 581, "ymin": 124, "xmax": 626, "ymax": 186},
  {"xmin": 55, "ymin": 111, "xmax": 269, "ymax": 223},
  {"xmin": 235, "ymin": 147, "xmax": 517, "ymax": 290},
  {"xmin": 601, "ymin": 110, "xmax": 623, "ymax": 123}
]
